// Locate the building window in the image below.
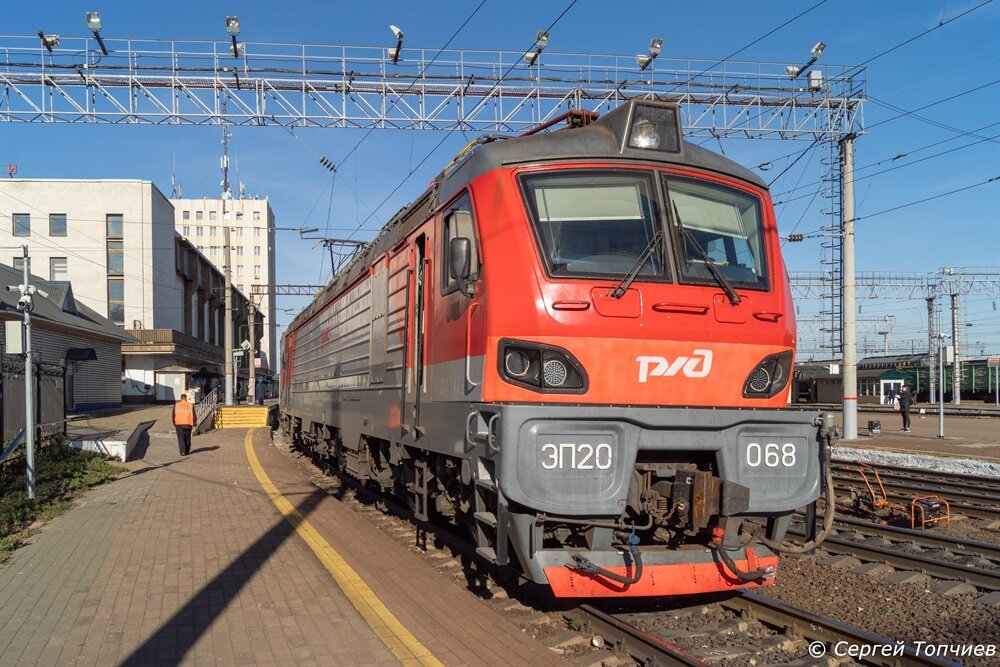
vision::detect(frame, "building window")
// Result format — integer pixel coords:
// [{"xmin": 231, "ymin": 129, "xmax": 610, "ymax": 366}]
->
[
  {"xmin": 209, "ymin": 211, "xmax": 217, "ymax": 221},
  {"xmin": 209, "ymin": 247, "xmax": 217, "ymax": 257},
  {"xmin": 236, "ymin": 265, "xmax": 244, "ymax": 277},
  {"xmin": 254, "ymin": 227, "xmax": 261, "ymax": 237},
  {"xmin": 107, "ymin": 214, "xmax": 123, "ymax": 238},
  {"xmin": 12, "ymin": 257, "xmax": 25, "ymax": 272},
  {"xmin": 254, "ymin": 265, "xmax": 261, "ymax": 279},
  {"xmin": 235, "ymin": 246, "xmax": 243, "ymax": 257},
  {"xmin": 182, "ymin": 226, "xmax": 190, "ymax": 236},
  {"xmin": 210, "ymin": 226, "xmax": 216, "ymax": 237},
  {"xmin": 107, "ymin": 278, "xmax": 125, "ymax": 325},
  {"xmin": 196, "ymin": 226, "xmax": 204, "ymax": 237},
  {"xmin": 107, "ymin": 240, "xmax": 124, "ymax": 274},
  {"xmin": 50, "ymin": 257, "xmax": 68, "ymax": 281},
  {"xmin": 253, "ymin": 211, "xmax": 261, "ymax": 221},
  {"xmin": 254, "ymin": 245, "xmax": 261, "ymax": 256},
  {"xmin": 13, "ymin": 213, "xmax": 30, "ymax": 236},
  {"xmin": 49, "ymin": 213, "xmax": 67, "ymax": 236},
  {"xmin": 196, "ymin": 211, "xmax": 203, "ymax": 221},
  {"xmin": 182, "ymin": 210, "xmax": 190, "ymax": 220},
  {"xmin": 236, "ymin": 228, "xmax": 243, "ymax": 238}
]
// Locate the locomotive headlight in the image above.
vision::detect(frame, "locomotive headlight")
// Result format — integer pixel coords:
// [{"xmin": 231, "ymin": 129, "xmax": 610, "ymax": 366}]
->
[
  {"xmin": 625, "ymin": 102, "xmax": 682, "ymax": 153},
  {"xmin": 628, "ymin": 119, "xmax": 661, "ymax": 149},
  {"xmin": 498, "ymin": 339, "xmax": 588, "ymax": 393},
  {"xmin": 543, "ymin": 359, "xmax": 568, "ymax": 387},
  {"xmin": 743, "ymin": 351, "xmax": 794, "ymax": 398},
  {"xmin": 505, "ymin": 350, "xmax": 531, "ymax": 377}
]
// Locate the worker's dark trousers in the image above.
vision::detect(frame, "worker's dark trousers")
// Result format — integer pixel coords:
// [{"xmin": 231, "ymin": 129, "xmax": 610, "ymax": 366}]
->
[{"xmin": 175, "ymin": 426, "xmax": 192, "ymax": 455}]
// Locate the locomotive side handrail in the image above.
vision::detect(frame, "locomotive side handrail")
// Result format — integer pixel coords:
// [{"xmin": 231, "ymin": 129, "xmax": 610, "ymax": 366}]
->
[{"xmin": 465, "ymin": 302, "xmax": 482, "ymax": 389}]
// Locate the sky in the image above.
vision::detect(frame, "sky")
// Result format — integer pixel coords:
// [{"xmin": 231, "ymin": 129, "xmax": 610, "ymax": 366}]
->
[{"xmin": 1, "ymin": 0, "xmax": 998, "ymax": 358}]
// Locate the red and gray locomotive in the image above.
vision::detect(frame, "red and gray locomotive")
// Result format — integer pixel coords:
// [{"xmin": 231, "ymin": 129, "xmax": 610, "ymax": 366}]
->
[{"xmin": 280, "ymin": 100, "xmax": 827, "ymax": 597}]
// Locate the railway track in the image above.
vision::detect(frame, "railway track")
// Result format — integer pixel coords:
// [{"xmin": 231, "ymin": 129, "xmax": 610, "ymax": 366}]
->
[
  {"xmin": 572, "ymin": 592, "xmax": 960, "ymax": 666},
  {"xmin": 278, "ymin": 434, "xmax": 981, "ymax": 666},
  {"xmin": 832, "ymin": 461, "xmax": 1000, "ymax": 520},
  {"xmin": 790, "ymin": 514, "xmax": 1000, "ymax": 592}
]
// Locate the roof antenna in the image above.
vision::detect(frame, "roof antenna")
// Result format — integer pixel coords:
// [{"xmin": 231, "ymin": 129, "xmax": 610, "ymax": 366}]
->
[
  {"xmin": 170, "ymin": 153, "xmax": 183, "ymax": 198},
  {"xmin": 235, "ymin": 147, "xmax": 246, "ymax": 199},
  {"xmin": 220, "ymin": 98, "xmax": 232, "ymax": 199}
]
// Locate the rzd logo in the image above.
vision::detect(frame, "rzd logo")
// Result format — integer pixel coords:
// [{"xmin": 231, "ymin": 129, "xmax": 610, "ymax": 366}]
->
[{"xmin": 637, "ymin": 350, "xmax": 713, "ymax": 383}]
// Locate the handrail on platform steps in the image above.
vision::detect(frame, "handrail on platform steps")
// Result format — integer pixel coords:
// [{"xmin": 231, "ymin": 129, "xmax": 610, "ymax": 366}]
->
[{"xmin": 194, "ymin": 389, "xmax": 220, "ymax": 432}]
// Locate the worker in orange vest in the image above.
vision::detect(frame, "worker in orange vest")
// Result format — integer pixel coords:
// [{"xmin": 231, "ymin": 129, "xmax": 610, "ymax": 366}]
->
[{"xmin": 173, "ymin": 393, "xmax": 195, "ymax": 456}]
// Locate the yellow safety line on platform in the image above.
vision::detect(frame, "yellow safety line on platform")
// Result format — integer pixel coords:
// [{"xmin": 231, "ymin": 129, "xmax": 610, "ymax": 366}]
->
[{"xmin": 244, "ymin": 429, "xmax": 442, "ymax": 666}]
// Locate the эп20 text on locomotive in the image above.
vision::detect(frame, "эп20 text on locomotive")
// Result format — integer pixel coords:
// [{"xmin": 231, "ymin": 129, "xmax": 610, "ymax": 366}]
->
[{"xmin": 280, "ymin": 100, "xmax": 828, "ymax": 598}]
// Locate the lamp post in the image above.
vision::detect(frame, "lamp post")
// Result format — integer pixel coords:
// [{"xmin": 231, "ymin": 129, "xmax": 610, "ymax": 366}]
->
[
  {"xmin": 6, "ymin": 246, "xmax": 47, "ymax": 499},
  {"xmin": 85, "ymin": 11, "xmax": 108, "ymax": 56},
  {"xmin": 937, "ymin": 333, "xmax": 951, "ymax": 439},
  {"xmin": 37, "ymin": 31, "xmax": 60, "ymax": 55},
  {"xmin": 388, "ymin": 25, "xmax": 404, "ymax": 65},
  {"xmin": 785, "ymin": 41, "xmax": 826, "ymax": 78},
  {"xmin": 524, "ymin": 30, "xmax": 549, "ymax": 67},
  {"xmin": 636, "ymin": 38, "xmax": 663, "ymax": 72},
  {"xmin": 225, "ymin": 16, "xmax": 240, "ymax": 58}
]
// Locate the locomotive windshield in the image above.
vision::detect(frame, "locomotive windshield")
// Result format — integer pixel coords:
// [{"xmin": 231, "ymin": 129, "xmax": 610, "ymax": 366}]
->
[
  {"xmin": 521, "ymin": 170, "xmax": 769, "ymax": 290},
  {"xmin": 664, "ymin": 176, "xmax": 769, "ymax": 291},
  {"xmin": 521, "ymin": 172, "xmax": 666, "ymax": 278}
]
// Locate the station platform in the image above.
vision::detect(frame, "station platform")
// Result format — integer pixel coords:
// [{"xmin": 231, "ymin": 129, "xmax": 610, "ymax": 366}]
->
[
  {"xmin": 835, "ymin": 407, "xmax": 1000, "ymax": 463},
  {"xmin": 0, "ymin": 425, "xmax": 563, "ymax": 666}
]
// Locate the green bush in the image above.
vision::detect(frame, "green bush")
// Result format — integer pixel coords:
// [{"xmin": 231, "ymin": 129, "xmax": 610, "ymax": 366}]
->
[{"xmin": 1, "ymin": 441, "xmax": 125, "ymax": 561}]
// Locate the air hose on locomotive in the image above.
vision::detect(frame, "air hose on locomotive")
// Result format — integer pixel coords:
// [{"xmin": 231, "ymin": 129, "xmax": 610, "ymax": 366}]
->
[
  {"xmin": 712, "ymin": 413, "xmax": 839, "ymax": 582},
  {"xmin": 571, "ymin": 526, "xmax": 643, "ymax": 586}
]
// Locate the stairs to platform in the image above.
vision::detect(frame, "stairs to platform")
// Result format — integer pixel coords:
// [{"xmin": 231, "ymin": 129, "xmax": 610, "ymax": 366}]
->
[{"xmin": 214, "ymin": 406, "xmax": 270, "ymax": 429}]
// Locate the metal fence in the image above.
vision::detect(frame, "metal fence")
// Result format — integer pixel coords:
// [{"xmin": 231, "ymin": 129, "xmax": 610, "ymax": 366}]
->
[{"xmin": 1, "ymin": 354, "xmax": 66, "ymax": 447}]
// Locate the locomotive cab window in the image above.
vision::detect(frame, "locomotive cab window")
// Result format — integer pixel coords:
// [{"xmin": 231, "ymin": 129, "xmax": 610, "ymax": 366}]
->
[
  {"xmin": 663, "ymin": 176, "xmax": 769, "ymax": 291},
  {"xmin": 442, "ymin": 193, "xmax": 479, "ymax": 295},
  {"xmin": 521, "ymin": 171, "xmax": 666, "ymax": 280}
]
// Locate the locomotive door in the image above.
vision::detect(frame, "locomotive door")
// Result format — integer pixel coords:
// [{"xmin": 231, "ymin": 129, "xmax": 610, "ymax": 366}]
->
[{"xmin": 406, "ymin": 235, "xmax": 428, "ymax": 435}]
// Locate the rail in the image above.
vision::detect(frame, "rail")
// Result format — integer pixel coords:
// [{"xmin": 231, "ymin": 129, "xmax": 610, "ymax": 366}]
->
[
  {"xmin": 569, "ymin": 605, "xmax": 705, "ymax": 666},
  {"xmin": 194, "ymin": 388, "xmax": 219, "ymax": 432},
  {"xmin": 789, "ymin": 514, "xmax": 1000, "ymax": 591}
]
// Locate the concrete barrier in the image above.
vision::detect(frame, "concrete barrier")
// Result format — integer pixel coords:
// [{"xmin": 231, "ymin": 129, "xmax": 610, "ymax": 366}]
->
[{"xmin": 69, "ymin": 420, "xmax": 155, "ymax": 462}]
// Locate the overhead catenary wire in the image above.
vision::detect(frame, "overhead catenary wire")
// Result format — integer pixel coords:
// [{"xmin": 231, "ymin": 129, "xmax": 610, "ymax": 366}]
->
[
  {"xmin": 648, "ymin": 0, "xmax": 830, "ymax": 98},
  {"xmin": 793, "ymin": 175, "xmax": 1000, "ymax": 240},
  {"xmin": 329, "ymin": 0, "xmax": 488, "ymax": 175},
  {"xmin": 774, "ymin": 130, "xmax": 1000, "ymax": 207},
  {"xmin": 0, "ymin": 190, "xmax": 260, "ymax": 299},
  {"xmin": 866, "ymin": 79, "xmax": 1000, "ymax": 140},
  {"xmin": 842, "ymin": 0, "xmax": 995, "ymax": 78},
  {"xmin": 759, "ymin": 0, "xmax": 994, "ymax": 174},
  {"xmin": 773, "ymin": 120, "xmax": 1000, "ymax": 198},
  {"xmin": 342, "ymin": 0, "xmax": 580, "ymax": 242}
]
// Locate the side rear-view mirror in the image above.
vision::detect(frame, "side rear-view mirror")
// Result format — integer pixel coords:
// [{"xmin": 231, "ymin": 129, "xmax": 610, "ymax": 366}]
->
[{"xmin": 449, "ymin": 236, "xmax": 472, "ymax": 281}]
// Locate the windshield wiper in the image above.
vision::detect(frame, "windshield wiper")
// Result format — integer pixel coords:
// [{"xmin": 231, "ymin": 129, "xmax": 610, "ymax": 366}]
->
[
  {"xmin": 673, "ymin": 201, "xmax": 741, "ymax": 306},
  {"xmin": 609, "ymin": 230, "xmax": 663, "ymax": 299}
]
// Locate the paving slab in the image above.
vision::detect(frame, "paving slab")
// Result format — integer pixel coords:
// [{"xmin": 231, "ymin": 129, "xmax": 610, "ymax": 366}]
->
[
  {"xmin": 251, "ymin": 429, "xmax": 565, "ymax": 666},
  {"xmin": 0, "ymin": 423, "xmax": 564, "ymax": 666}
]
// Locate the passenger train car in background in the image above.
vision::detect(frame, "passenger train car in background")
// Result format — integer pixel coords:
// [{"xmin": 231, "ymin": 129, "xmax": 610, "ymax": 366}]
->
[{"xmin": 280, "ymin": 100, "xmax": 827, "ymax": 598}]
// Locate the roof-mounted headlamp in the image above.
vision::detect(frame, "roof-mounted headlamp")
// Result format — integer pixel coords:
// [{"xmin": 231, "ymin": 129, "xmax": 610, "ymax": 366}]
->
[{"xmin": 624, "ymin": 102, "xmax": 682, "ymax": 154}]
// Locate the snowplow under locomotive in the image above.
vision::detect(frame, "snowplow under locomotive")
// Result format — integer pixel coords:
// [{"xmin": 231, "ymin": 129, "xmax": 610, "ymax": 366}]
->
[{"xmin": 279, "ymin": 100, "xmax": 828, "ymax": 598}]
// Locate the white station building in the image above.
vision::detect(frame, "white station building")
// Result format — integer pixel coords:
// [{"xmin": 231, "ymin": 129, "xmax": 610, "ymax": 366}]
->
[
  {"xmin": 170, "ymin": 196, "xmax": 277, "ymax": 379},
  {"xmin": 0, "ymin": 179, "xmax": 261, "ymax": 403}
]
